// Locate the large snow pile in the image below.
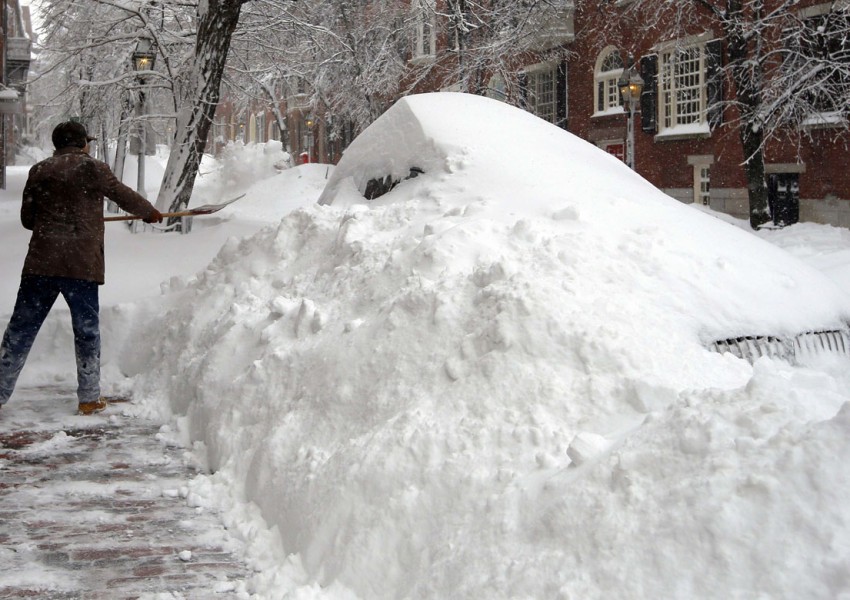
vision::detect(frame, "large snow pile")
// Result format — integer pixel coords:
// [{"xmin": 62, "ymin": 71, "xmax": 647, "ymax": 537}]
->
[
  {"xmin": 125, "ymin": 93, "xmax": 850, "ymax": 598},
  {"xmin": 757, "ymin": 221, "xmax": 850, "ymax": 297}
]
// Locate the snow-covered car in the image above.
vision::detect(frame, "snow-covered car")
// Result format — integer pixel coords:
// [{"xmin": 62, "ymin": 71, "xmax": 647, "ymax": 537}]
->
[
  {"xmin": 141, "ymin": 93, "xmax": 850, "ymax": 599},
  {"xmin": 319, "ymin": 92, "xmax": 850, "ymax": 361}
]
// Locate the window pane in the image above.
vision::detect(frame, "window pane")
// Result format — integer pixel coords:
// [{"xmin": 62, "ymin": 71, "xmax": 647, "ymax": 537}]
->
[
  {"xmin": 528, "ymin": 67, "xmax": 557, "ymax": 123},
  {"xmin": 606, "ymin": 79, "xmax": 619, "ymax": 109},
  {"xmin": 601, "ymin": 51, "xmax": 623, "ymax": 73},
  {"xmin": 595, "ymin": 49, "xmax": 623, "ymax": 112},
  {"xmin": 415, "ymin": 0, "xmax": 435, "ymax": 57},
  {"xmin": 674, "ymin": 47, "xmax": 702, "ymax": 125},
  {"xmin": 699, "ymin": 165, "xmax": 710, "ymax": 205},
  {"xmin": 800, "ymin": 13, "xmax": 850, "ymax": 113},
  {"xmin": 660, "ymin": 44, "xmax": 707, "ymax": 130}
]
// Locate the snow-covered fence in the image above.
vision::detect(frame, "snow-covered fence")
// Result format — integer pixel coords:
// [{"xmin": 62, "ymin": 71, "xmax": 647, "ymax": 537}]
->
[{"xmin": 710, "ymin": 329, "xmax": 850, "ymax": 364}]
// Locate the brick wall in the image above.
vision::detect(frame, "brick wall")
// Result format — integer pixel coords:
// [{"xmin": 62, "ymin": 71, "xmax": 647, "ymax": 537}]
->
[{"xmin": 567, "ymin": 0, "xmax": 849, "ymax": 226}]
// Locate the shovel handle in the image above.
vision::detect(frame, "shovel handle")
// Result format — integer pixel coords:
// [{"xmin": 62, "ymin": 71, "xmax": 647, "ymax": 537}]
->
[
  {"xmin": 103, "ymin": 210, "xmax": 200, "ymax": 222},
  {"xmin": 103, "ymin": 194, "xmax": 244, "ymax": 222}
]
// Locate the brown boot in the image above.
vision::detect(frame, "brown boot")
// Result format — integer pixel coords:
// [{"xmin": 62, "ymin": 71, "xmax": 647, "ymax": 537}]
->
[{"xmin": 78, "ymin": 398, "xmax": 108, "ymax": 415}]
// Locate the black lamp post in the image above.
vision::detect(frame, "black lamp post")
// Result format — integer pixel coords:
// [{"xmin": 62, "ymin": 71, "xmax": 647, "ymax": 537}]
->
[
  {"xmin": 304, "ymin": 114, "xmax": 316, "ymax": 164},
  {"xmin": 618, "ymin": 57, "xmax": 645, "ymax": 171},
  {"xmin": 131, "ymin": 39, "xmax": 156, "ymax": 199}
]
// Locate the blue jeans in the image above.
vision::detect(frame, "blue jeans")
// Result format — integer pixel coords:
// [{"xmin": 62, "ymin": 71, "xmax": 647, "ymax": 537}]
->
[{"xmin": 0, "ymin": 275, "xmax": 100, "ymax": 404}]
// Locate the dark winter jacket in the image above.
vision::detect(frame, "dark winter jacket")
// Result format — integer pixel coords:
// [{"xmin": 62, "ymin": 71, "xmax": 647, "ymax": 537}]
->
[{"xmin": 20, "ymin": 147, "xmax": 158, "ymax": 284}]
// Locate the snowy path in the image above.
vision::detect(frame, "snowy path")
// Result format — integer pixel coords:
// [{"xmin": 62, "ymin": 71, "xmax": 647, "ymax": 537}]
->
[{"xmin": 0, "ymin": 387, "xmax": 251, "ymax": 599}]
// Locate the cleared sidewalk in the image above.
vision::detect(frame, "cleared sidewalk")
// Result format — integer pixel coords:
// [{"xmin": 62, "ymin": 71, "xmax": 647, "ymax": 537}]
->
[{"xmin": 0, "ymin": 386, "xmax": 251, "ymax": 599}]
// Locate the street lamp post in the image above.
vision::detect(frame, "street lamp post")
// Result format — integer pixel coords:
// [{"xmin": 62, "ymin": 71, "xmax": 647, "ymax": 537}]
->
[
  {"xmin": 304, "ymin": 114, "xmax": 316, "ymax": 164},
  {"xmin": 0, "ymin": 88, "xmax": 19, "ymax": 191},
  {"xmin": 1, "ymin": 0, "xmax": 7, "ymax": 191},
  {"xmin": 618, "ymin": 57, "xmax": 645, "ymax": 171},
  {"xmin": 132, "ymin": 39, "xmax": 156, "ymax": 199}
]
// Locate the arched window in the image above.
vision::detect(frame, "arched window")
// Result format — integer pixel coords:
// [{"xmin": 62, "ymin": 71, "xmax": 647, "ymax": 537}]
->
[{"xmin": 594, "ymin": 47, "xmax": 624, "ymax": 115}]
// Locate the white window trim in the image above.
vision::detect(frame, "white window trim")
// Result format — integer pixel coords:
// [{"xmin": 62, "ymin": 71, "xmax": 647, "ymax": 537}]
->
[
  {"xmin": 412, "ymin": 0, "xmax": 436, "ymax": 64},
  {"xmin": 522, "ymin": 61, "xmax": 560, "ymax": 125},
  {"xmin": 593, "ymin": 46, "xmax": 625, "ymax": 117},
  {"xmin": 486, "ymin": 74, "xmax": 507, "ymax": 102},
  {"xmin": 800, "ymin": 111, "xmax": 844, "ymax": 129},
  {"xmin": 798, "ymin": 2, "xmax": 840, "ymax": 19},
  {"xmin": 795, "ymin": 3, "xmax": 850, "ymax": 129},
  {"xmin": 764, "ymin": 163, "xmax": 807, "ymax": 174},
  {"xmin": 688, "ymin": 155, "xmax": 714, "ymax": 205},
  {"xmin": 655, "ymin": 122, "xmax": 711, "ymax": 140},
  {"xmin": 248, "ymin": 114, "xmax": 257, "ymax": 144},
  {"xmin": 653, "ymin": 32, "xmax": 715, "ymax": 54},
  {"xmin": 654, "ymin": 33, "xmax": 714, "ymax": 138},
  {"xmin": 595, "ymin": 138, "xmax": 625, "ymax": 149},
  {"xmin": 255, "ymin": 112, "xmax": 267, "ymax": 143}
]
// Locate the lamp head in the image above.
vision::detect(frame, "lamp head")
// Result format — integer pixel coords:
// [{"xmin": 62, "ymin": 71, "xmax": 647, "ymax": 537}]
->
[
  {"xmin": 618, "ymin": 75, "xmax": 631, "ymax": 102},
  {"xmin": 629, "ymin": 71, "xmax": 645, "ymax": 99},
  {"xmin": 132, "ymin": 38, "xmax": 157, "ymax": 72}
]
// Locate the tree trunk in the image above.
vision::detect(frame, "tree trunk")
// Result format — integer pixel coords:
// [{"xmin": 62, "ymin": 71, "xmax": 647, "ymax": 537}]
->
[
  {"xmin": 448, "ymin": 0, "xmax": 471, "ymax": 92},
  {"xmin": 725, "ymin": 0, "xmax": 771, "ymax": 229},
  {"xmin": 739, "ymin": 122, "xmax": 769, "ymax": 228},
  {"xmin": 112, "ymin": 96, "xmax": 132, "ymax": 181},
  {"xmin": 260, "ymin": 80, "xmax": 289, "ymax": 151},
  {"xmin": 98, "ymin": 121, "xmax": 111, "ymax": 165},
  {"xmin": 156, "ymin": 0, "xmax": 244, "ymax": 214}
]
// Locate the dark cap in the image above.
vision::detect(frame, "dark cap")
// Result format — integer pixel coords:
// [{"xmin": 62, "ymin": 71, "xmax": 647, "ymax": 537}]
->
[{"xmin": 52, "ymin": 121, "xmax": 95, "ymax": 150}]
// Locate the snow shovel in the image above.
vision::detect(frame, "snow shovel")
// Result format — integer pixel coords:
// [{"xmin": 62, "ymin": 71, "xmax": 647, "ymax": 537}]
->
[{"xmin": 103, "ymin": 194, "xmax": 246, "ymax": 222}]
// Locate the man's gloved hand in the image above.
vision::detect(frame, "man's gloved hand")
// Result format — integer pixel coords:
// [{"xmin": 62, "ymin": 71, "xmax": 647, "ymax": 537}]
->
[{"xmin": 143, "ymin": 209, "xmax": 164, "ymax": 224}]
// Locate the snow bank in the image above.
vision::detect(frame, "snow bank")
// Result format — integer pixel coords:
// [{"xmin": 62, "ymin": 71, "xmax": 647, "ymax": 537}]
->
[
  {"xmin": 124, "ymin": 93, "xmax": 850, "ymax": 598},
  {"xmin": 757, "ymin": 222, "xmax": 850, "ymax": 297},
  {"xmin": 201, "ymin": 140, "xmax": 293, "ymax": 199}
]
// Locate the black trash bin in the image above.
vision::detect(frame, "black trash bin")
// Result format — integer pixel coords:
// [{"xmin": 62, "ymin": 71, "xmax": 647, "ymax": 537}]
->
[{"xmin": 767, "ymin": 173, "xmax": 800, "ymax": 227}]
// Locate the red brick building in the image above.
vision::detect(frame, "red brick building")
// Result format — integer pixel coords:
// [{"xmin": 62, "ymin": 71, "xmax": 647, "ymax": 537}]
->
[
  {"xmin": 404, "ymin": 0, "xmax": 850, "ymax": 227},
  {"xmin": 210, "ymin": 80, "xmax": 351, "ymax": 166},
  {"xmin": 1, "ymin": 0, "xmax": 34, "ymax": 187},
  {"xmin": 212, "ymin": 0, "xmax": 850, "ymax": 227},
  {"xmin": 564, "ymin": 0, "xmax": 850, "ymax": 227}
]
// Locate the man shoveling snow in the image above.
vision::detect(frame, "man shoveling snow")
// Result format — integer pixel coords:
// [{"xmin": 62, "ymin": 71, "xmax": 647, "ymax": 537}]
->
[{"xmin": 0, "ymin": 122, "xmax": 163, "ymax": 415}]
